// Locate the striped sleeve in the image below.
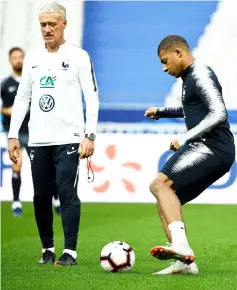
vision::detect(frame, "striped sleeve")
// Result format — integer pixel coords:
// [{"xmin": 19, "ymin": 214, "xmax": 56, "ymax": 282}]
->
[
  {"xmin": 178, "ymin": 64, "xmax": 227, "ymax": 146},
  {"xmin": 156, "ymin": 107, "xmax": 184, "ymax": 118}
]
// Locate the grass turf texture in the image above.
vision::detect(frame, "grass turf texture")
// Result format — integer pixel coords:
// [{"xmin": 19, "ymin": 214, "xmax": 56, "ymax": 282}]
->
[{"xmin": 1, "ymin": 203, "xmax": 237, "ymax": 290}]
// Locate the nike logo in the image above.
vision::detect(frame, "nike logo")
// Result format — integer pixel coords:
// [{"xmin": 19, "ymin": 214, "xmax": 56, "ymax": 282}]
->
[
  {"xmin": 32, "ymin": 65, "xmax": 38, "ymax": 69},
  {"xmin": 67, "ymin": 150, "xmax": 77, "ymax": 155},
  {"xmin": 189, "ymin": 142, "xmax": 199, "ymax": 148}
]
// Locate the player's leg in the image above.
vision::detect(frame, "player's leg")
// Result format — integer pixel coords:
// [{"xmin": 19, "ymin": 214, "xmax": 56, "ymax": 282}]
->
[
  {"xmin": 153, "ymin": 165, "xmax": 231, "ymax": 275},
  {"xmin": 11, "ymin": 133, "xmax": 29, "ymax": 216},
  {"xmin": 150, "ymin": 172, "xmax": 193, "ymax": 263},
  {"xmin": 153, "ymin": 183, "xmax": 202, "ymax": 275},
  {"xmin": 154, "ymin": 186, "xmax": 199, "ymax": 275},
  {"xmin": 152, "ymin": 171, "xmax": 230, "ymax": 275},
  {"xmin": 29, "ymin": 146, "xmax": 56, "ymax": 264},
  {"xmin": 54, "ymin": 143, "xmax": 80, "ymax": 266},
  {"xmin": 25, "ymin": 132, "xmax": 61, "ymax": 216},
  {"xmin": 150, "ymin": 142, "xmax": 231, "ymax": 269},
  {"xmin": 11, "ymin": 149, "xmax": 23, "ymax": 216},
  {"xmin": 150, "ymin": 144, "xmax": 208, "ymax": 263}
]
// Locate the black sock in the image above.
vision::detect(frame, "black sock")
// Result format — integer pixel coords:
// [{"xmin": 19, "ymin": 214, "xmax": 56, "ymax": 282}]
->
[{"xmin": 12, "ymin": 171, "xmax": 21, "ymax": 202}]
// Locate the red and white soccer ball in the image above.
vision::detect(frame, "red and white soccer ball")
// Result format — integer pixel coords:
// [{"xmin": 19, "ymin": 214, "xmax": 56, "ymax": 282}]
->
[{"xmin": 100, "ymin": 241, "xmax": 135, "ymax": 272}]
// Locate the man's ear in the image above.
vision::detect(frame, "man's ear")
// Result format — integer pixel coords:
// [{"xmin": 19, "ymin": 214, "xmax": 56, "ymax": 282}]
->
[{"xmin": 175, "ymin": 48, "xmax": 182, "ymax": 58}]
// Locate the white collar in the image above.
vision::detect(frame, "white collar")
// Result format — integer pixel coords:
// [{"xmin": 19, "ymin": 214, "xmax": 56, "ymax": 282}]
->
[{"xmin": 44, "ymin": 40, "xmax": 68, "ymax": 52}]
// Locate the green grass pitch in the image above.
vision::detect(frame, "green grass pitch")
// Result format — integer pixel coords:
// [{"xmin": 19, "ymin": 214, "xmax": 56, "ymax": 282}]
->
[{"xmin": 1, "ymin": 202, "xmax": 237, "ymax": 290}]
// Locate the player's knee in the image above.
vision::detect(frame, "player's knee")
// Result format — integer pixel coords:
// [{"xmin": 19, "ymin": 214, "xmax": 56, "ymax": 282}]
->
[
  {"xmin": 149, "ymin": 174, "xmax": 173, "ymax": 195},
  {"xmin": 58, "ymin": 185, "xmax": 80, "ymax": 205},
  {"xmin": 149, "ymin": 178, "xmax": 164, "ymax": 195}
]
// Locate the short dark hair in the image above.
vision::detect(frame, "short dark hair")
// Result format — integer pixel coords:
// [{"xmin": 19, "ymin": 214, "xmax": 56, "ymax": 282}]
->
[
  {"xmin": 9, "ymin": 47, "xmax": 24, "ymax": 57},
  {"xmin": 157, "ymin": 35, "xmax": 189, "ymax": 55}
]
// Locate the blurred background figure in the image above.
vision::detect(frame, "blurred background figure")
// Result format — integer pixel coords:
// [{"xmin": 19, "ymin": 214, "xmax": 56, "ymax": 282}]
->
[{"xmin": 1, "ymin": 47, "xmax": 29, "ymax": 216}]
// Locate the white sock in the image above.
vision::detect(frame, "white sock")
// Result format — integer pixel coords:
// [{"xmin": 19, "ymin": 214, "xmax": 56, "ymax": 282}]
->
[
  {"xmin": 63, "ymin": 249, "xmax": 77, "ymax": 259},
  {"xmin": 42, "ymin": 247, "xmax": 55, "ymax": 253},
  {"xmin": 12, "ymin": 201, "xmax": 22, "ymax": 210},
  {"xmin": 168, "ymin": 221, "xmax": 190, "ymax": 248},
  {"xmin": 53, "ymin": 198, "xmax": 60, "ymax": 207}
]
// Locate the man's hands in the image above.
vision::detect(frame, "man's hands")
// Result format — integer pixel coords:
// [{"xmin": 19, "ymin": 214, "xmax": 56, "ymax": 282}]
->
[
  {"xmin": 170, "ymin": 139, "xmax": 181, "ymax": 151},
  {"xmin": 8, "ymin": 138, "xmax": 21, "ymax": 164},
  {"xmin": 78, "ymin": 138, "xmax": 95, "ymax": 159},
  {"xmin": 144, "ymin": 107, "xmax": 160, "ymax": 120}
]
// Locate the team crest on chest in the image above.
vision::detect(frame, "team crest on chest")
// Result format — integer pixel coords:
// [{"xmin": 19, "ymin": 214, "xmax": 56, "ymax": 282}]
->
[{"xmin": 62, "ymin": 60, "xmax": 69, "ymax": 71}]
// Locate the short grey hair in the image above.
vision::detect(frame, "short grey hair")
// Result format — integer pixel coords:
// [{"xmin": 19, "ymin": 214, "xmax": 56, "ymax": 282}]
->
[{"xmin": 39, "ymin": 3, "xmax": 66, "ymax": 19}]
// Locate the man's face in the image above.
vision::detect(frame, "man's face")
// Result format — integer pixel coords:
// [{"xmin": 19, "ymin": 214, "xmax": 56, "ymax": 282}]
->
[
  {"xmin": 39, "ymin": 12, "xmax": 67, "ymax": 46},
  {"xmin": 159, "ymin": 49, "xmax": 182, "ymax": 78},
  {"xmin": 9, "ymin": 50, "xmax": 24, "ymax": 73}
]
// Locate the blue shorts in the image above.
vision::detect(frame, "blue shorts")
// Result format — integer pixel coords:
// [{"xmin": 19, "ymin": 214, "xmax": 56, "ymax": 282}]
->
[{"xmin": 161, "ymin": 142, "xmax": 234, "ymax": 205}]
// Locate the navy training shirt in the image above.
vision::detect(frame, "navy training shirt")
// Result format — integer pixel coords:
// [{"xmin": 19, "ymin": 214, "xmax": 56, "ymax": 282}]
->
[{"xmin": 158, "ymin": 61, "xmax": 235, "ymax": 164}]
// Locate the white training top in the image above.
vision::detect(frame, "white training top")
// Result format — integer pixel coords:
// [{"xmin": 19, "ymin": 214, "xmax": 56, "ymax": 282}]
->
[{"xmin": 8, "ymin": 41, "xmax": 99, "ymax": 146}]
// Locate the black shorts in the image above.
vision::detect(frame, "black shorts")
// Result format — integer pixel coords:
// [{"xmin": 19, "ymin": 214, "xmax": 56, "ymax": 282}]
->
[{"xmin": 161, "ymin": 142, "xmax": 234, "ymax": 205}]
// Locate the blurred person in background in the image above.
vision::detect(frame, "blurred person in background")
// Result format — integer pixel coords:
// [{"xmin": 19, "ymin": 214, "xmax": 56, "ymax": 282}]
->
[
  {"xmin": 1, "ymin": 47, "xmax": 61, "ymax": 217},
  {"xmin": 8, "ymin": 3, "xmax": 99, "ymax": 266},
  {"xmin": 145, "ymin": 35, "xmax": 235, "ymax": 275}
]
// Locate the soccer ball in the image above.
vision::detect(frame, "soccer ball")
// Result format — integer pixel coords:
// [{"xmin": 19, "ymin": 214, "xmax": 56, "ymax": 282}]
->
[{"xmin": 100, "ymin": 241, "xmax": 135, "ymax": 272}]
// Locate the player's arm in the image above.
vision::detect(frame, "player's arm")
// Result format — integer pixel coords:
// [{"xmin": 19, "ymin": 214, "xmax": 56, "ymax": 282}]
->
[
  {"xmin": 78, "ymin": 50, "xmax": 99, "ymax": 158},
  {"xmin": 145, "ymin": 106, "xmax": 184, "ymax": 119},
  {"xmin": 178, "ymin": 66, "xmax": 227, "ymax": 146},
  {"xmin": 156, "ymin": 107, "xmax": 184, "ymax": 118},
  {"xmin": 8, "ymin": 53, "xmax": 32, "ymax": 139}
]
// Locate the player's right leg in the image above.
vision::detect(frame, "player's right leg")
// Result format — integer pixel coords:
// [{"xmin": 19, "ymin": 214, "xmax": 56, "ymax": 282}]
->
[
  {"xmin": 11, "ymin": 149, "xmax": 23, "ymax": 217},
  {"xmin": 150, "ymin": 142, "xmax": 232, "ymax": 273},
  {"xmin": 11, "ymin": 133, "xmax": 29, "ymax": 217},
  {"xmin": 5, "ymin": 132, "xmax": 23, "ymax": 216},
  {"xmin": 150, "ymin": 171, "xmax": 194, "ymax": 264},
  {"xmin": 28, "ymin": 146, "xmax": 56, "ymax": 264},
  {"xmin": 155, "ymin": 200, "xmax": 199, "ymax": 274}
]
